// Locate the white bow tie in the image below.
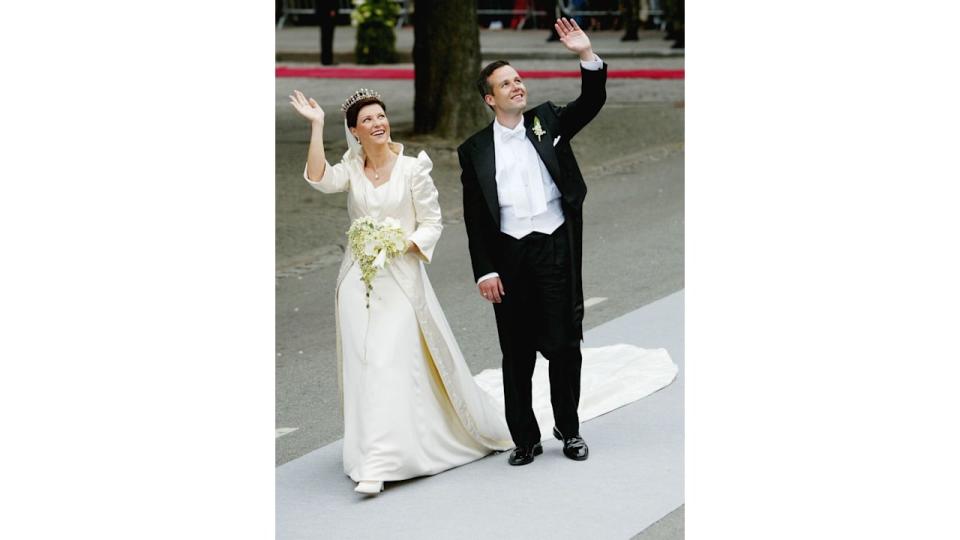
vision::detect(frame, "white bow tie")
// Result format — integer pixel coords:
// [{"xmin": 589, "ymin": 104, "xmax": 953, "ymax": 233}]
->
[
  {"xmin": 495, "ymin": 121, "xmax": 548, "ymax": 219},
  {"xmin": 500, "ymin": 124, "xmax": 526, "ymax": 142}
]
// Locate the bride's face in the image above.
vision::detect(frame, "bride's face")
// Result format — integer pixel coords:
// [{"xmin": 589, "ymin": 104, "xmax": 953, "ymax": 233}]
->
[{"xmin": 350, "ymin": 104, "xmax": 390, "ymax": 147}]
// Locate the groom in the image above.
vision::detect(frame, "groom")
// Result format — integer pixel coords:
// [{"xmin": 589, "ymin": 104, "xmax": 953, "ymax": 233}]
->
[{"xmin": 458, "ymin": 18, "xmax": 607, "ymax": 466}]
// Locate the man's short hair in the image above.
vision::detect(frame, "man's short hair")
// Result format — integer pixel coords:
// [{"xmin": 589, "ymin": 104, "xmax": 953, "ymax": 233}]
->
[{"xmin": 476, "ymin": 60, "xmax": 512, "ymax": 110}]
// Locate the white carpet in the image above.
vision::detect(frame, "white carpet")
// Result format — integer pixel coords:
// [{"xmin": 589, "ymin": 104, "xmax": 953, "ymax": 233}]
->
[{"xmin": 276, "ymin": 290, "xmax": 684, "ymax": 540}]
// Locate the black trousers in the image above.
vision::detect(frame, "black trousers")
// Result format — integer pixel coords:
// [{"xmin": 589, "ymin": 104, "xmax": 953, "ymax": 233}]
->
[
  {"xmin": 493, "ymin": 223, "xmax": 583, "ymax": 447},
  {"xmin": 621, "ymin": 0, "xmax": 641, "ymax": 38},
  {"xmin": 316, "ymin": 3, "xmax": 337, "ymax": 65}
]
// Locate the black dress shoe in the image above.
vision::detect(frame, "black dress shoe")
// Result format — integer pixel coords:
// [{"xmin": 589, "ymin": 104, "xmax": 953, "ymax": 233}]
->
[
  {"xmin": 508, "ymin": 442, "xmax": 543, "ymax": 466},
  {"xmin": 553, "ymin": 427, "xmax": 589, "ymax": 461}
]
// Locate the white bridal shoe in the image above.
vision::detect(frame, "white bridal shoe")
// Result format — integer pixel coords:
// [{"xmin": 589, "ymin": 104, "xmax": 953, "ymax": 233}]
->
[{"xmin": 354, "ymin": 481, "xmax": 384, "ymax": 495}]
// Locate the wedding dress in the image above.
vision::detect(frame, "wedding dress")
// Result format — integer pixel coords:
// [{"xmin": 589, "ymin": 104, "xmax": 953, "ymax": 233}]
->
[{"xmin": 305, "ymin": 143, "xmax": 677, "ymax": 483}]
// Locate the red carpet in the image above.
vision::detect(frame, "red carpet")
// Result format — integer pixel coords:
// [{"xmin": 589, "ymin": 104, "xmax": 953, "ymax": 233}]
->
[{"xmin": 275, "ymin": 66, "xmax": 683, "ymax": 80}]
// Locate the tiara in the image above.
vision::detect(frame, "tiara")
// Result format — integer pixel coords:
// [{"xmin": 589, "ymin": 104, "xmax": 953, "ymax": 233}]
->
[{"xmin": 340, "ymin": 88, "xmax": 382, "ymax": 113}]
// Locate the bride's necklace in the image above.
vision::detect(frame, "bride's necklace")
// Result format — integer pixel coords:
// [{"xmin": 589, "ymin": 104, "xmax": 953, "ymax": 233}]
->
[{"xmin": 367, "ymin": 153, "xmax": 394, "ymax": 181}]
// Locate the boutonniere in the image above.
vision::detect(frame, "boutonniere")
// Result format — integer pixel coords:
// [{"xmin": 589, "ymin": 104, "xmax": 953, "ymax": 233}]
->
[{"xmin": 532, "ymin": 116, "xmax": 546, "ymax": 142}]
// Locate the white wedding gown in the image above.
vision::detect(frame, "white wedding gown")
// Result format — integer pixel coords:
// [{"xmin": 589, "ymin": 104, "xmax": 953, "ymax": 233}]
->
[{"xmin": 306, "ymin": 144, "xmax": 678, "ymax": 483}]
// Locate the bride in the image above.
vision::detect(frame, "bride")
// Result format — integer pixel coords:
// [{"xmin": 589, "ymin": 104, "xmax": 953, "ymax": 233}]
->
[{"xmin": 289, "ymin": 88, "xmax": 676, "ymax": 496}]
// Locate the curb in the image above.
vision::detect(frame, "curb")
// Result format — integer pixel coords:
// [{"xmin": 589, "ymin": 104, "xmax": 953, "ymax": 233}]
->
[
  {"xmin": 276, "ymin": 49, "xmax": 684, "ymax": 64},
  {"xmin": 275, "ymin": 66, "xmax": 684, "ymax": 79}
]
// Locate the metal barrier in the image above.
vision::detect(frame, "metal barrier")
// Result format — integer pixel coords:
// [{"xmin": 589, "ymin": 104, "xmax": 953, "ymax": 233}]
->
[
  {"xmin": 558, "ymin": 0, "xmax": 662, "ymax": 19},
  {"xmin": 277, "ymin": 0, "xmax": 313, "ymax": 28},
  {"xmin": 277, "ymin": 0, "xmax": 409, "ymax": 30},
  {"xmin": 276, "ymin": 1, "xmax": 662, "ymax": 32},
  {"xmin": 476, "ymin": 3, "xmax": 549, "ymax": 31}
]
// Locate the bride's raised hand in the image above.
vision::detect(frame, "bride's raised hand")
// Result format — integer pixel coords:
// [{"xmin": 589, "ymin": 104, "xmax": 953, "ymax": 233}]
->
[{"xmin": 289, "ymin": 89, "xmax": 325, "ymax": 124}]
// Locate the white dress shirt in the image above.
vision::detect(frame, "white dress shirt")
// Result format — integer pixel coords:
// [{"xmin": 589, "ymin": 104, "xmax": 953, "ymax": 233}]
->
[
  {"xmin": 477, "ymin": 55, "xmax": 603, "ymax": 285},
  {"xmin": 492, "ymin": 117, "xmax": 566, "ymax": 240}
]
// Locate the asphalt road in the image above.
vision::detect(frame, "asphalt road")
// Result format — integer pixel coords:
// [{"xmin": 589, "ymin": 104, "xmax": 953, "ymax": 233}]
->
[{"xmin": 275, "ymin": 63, "xmax": 684, "ymax": 466}]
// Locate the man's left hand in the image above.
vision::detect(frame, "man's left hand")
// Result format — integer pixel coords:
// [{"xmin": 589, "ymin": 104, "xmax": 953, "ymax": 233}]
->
[{"xmin": 554, "ymin": 17, "xmax": 594, "ymax": 61}]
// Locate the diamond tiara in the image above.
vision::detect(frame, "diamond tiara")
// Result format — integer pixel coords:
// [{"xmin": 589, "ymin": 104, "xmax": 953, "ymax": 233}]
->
[{"xmin": 340, "ymin": 88, "xmax": 382, "ymax": 113}]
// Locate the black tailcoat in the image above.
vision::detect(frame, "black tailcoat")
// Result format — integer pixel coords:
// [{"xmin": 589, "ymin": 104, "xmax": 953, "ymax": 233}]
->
[{"xmin": 457, "ymin": 64, "xmax": 608, "ymax": 343}]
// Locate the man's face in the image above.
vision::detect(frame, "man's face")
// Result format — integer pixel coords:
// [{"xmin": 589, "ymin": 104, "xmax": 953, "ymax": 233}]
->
[{"xmin": 484, "ymin": 65, "xmax": 527, "ymax": 114}]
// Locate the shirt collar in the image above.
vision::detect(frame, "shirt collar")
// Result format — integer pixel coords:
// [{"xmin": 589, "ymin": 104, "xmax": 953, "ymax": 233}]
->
[{"xmin": 493, "ymin": 117, "xmax": 526, "ymax": 141}]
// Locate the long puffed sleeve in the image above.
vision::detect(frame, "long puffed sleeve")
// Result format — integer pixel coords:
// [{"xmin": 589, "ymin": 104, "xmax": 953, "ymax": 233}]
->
[
  {"xmin": 303, "ymin": 155, "xmax": 350, "ymax": 193},
  {"xmin": 406, "ymin": 150, "xmax": 442, "ymax": 263}
]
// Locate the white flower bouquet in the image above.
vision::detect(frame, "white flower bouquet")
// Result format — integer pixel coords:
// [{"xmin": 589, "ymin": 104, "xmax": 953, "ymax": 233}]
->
[{"xmin": 347, "ymin": 216, "xmax": 406, "ymax": 307}]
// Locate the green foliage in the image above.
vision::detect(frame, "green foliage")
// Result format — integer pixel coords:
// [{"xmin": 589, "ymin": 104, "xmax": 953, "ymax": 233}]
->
[{"xmin": 352, "ymin": 0, "xmax": 399, "ymax": 65}]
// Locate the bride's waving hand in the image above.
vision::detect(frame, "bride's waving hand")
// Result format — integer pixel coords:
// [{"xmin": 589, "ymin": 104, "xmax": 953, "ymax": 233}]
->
[
  {"xmin": 289, "ymin": 89, "xmax": 328, "ymax": 181},
  {"xmin": 289, "ymin": 89, "xmax": 325, "ymax": 124}
]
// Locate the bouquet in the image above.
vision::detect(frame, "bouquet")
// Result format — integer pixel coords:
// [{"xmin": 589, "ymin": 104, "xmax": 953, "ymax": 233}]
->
[{"xmin": 347, "ymin": 216, "xmax": 406, "ymax": 307}]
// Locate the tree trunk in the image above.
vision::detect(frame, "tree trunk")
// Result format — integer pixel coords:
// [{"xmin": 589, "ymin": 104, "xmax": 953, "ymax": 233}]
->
[{"xmin": 413, "ymin": 0, "xmax": 488, "ymax": 139}]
